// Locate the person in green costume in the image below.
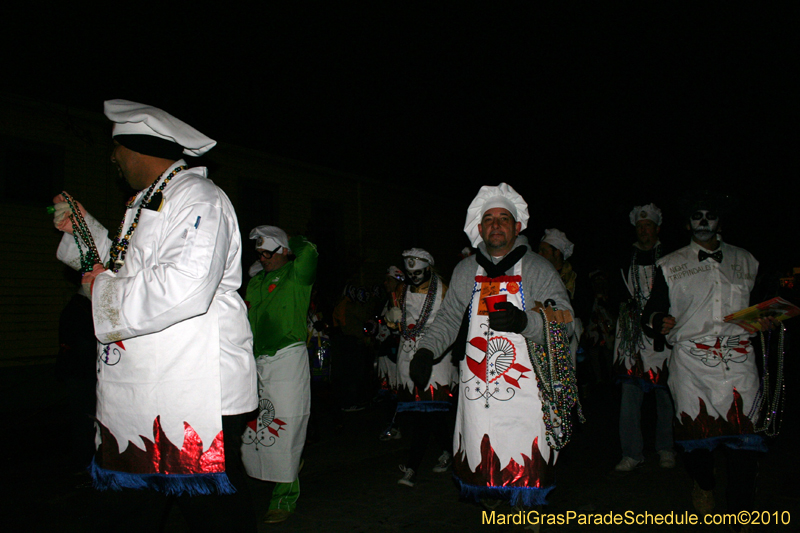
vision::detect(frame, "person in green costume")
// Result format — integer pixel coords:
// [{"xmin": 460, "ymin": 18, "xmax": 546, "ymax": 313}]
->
[{"xmin": 240, "ymin": 225, "xmax": 318, "ymax": 524}]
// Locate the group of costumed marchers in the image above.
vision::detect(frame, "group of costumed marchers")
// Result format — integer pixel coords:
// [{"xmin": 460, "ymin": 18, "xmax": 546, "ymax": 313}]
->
[
  {"xmin": 413, "ymin": 184, "xmax": 580, "ymax": 506},
  {"xmin": 54, "ymin": 100, "xmax": 257, "ymax": 495}
]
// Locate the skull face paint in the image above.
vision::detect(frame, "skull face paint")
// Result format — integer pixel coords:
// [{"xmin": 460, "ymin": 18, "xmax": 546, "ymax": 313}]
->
[
  {"xmin": 403, "ymin": 256, "xmax": 431, "ymax": 286},
  {"xmin": 406, "ymin": 267, "xmax": 431, "ymax": 286},
  {"xmin": 690, "ymin": 210, "xmax": 719, "ymax": 242}
]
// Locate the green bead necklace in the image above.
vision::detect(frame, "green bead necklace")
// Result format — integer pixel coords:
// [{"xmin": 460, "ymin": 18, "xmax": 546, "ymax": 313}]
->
[{"xmin": 61, "ymin": 191, "xmax": 101, "ymax": 273}]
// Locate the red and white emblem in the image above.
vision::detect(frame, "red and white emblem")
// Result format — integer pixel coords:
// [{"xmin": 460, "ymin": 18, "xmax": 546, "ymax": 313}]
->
[
  {"xmin": 467, "ymin": 335, "xmax": 531, "ymax": 388},
  {"xmin": 689, "ymin": 336, "xmax": 749, "ymax": 369},
  {"xmin": 245, "ymin": 398, "xmax": 287, "ymax": 447}
]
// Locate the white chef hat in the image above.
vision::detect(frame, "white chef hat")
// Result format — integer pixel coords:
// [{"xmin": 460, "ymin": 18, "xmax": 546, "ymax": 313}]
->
[
  {"xmin": 629, "ymin": 203, "xmax": 662, "ymax": 226},
  {"xmin": 387, "ymin": 265, "xmax": 405, "ymax": 281},
  {"xmin": 402, "ymin": 248, "xmax": 434, "ymax": 270},
  {"xmin": 250, "ymin": 225, "xmax": 290, "ymax": 254},
  {"xmin": 463, "ymin": 183, "xmax": 529, "ymax": 248},
  {"xmin": 104, "ymin": 99, "xmax": 216, "ymax": 157},
  {"xmin": 541, "ymin": 228, "xmax": 574, "ymax": 260}
]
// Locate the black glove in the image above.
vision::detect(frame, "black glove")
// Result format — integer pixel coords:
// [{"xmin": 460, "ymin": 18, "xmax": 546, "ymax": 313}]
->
[
  {"xmin": 409, "ymin": 348, "xmax": 434, "ymax": 389},
  {"xmin": 488, "ymin": 301, "xmax": 528, "ymax": 333}
]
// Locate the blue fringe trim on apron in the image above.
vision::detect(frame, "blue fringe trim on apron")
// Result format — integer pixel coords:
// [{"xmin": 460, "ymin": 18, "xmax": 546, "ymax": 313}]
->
[
  {"xmin": 395, "ymin": 401, "xmax": 452, "ymax": 413},
  {"xmin": 455, "ymin": 476, "xmax": 555, "ymax": 507},
  {"xmin": 90, "ymin": 458, "xmax": 237, "ymax": 495},
  {"xmin": 677, "ymin": 434, "xmax": 767, "ymax": 453}
]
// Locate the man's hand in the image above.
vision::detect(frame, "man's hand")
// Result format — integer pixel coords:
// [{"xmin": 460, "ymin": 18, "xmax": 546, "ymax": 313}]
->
[
  {"xmin": 660, "ymin": 315, "xmax": 676, "ymax": 335},
  {"xmin": 52, "ymin": 193, "xmax": 87, "ymax": 235},
  {"xmin": 488, "ymin": 301, "xmax": 528, "ymax": 333},
  {"xmin": 409, "ymin": 348, "xmax": 434, "ymax": 389},
  {"xmin": 756, "ymin": 316, "xmax": 779, "ymax": 332},
  {"xmin": 81, "ymin": 263, "xmax": 107, "ymax": 297}
]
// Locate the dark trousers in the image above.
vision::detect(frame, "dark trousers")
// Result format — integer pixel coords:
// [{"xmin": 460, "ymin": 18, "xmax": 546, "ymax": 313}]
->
[
  {"xmin": 406, "ymin": 410, "xmax": 453, "ymax": 472},
  {"xmin": 683, "ymin": 447, "xmax": 760, "ymax": 513},
  {"xmin": 96, "ymin": 414, "xmax": 257, "ymax": 532}
]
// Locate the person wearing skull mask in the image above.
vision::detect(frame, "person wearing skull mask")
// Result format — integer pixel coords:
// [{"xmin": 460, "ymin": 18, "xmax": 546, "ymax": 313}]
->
[
  {"xmin": 642, "ymin": 192, "xmax": 769, "ymax": 517},
  {"xmin": 404, "ymin": 254, "xmax": 433, "ymax": 287},
  {"xmin": 389, "ymin": 249, "xmax": 455, "ymax": 486}
]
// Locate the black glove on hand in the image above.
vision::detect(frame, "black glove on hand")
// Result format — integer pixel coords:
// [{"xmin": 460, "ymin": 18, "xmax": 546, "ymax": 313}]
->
[
  {"xmin": 409, "ymin": 348, "xmax": 434, "ymax": 389},
  {"xmin": 489, "ymin": 301, "xmax": 528, "ymax": 333}
]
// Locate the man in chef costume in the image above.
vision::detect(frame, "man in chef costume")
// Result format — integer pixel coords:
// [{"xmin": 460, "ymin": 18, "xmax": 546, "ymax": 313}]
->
[
  {"xmin": 52, "ymin": 99, "xmax": 258, "ymax": 531},
  {"xmin": 409, "ymin": 183, "xmax": 574, "ymax": 509}
]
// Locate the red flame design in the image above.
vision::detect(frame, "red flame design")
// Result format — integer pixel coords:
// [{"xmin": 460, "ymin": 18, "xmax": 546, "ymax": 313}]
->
[
  {"xmin": 612, "ymin": 354, "xmax": 669, "ymax": 385},
  {"xmin": 453, "ymin": 433, "xmax": 555, "ymax": 489},
  {"xmin": 674, "ymin": 388, "xmax": 755, "ymax": 441},
  {"xmin": 397, "ymin": 382, "xmax": 454, "ymax": 403},
  {"xmin": 97, "ymin": 417, "xmax": 225, "ymax": 475}
]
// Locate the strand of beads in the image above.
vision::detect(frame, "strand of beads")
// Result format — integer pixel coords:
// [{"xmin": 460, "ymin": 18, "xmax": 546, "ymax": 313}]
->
[
  {"xmin": 107, "ymin": 165, "xmax": 186, "ymax": 272},
  {"xmin": 61, "ymin": 191, "xmax": 101, "ymax": 273},
  {"xmin": 754, "ymin": 325, "xmax": 786, "ymax": 437},
  {"xmin": 400, "ymin": 274, "xmax": 439, "ymax": 340},
  {"xmin": 528, "ymin": 308, "xmax": 584, "ymax": 451},
  {"xmin": 626, "ymin": 244, "xmax": 660, "ymax": 352}
]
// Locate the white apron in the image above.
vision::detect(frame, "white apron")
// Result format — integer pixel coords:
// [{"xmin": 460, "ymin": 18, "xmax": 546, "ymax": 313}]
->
[
  {"xmin": 669, "ymin": 336, "xmax": 763, "ymax": 450},
  {"xmin": 377, "ymin": 354, "xmax": 398, "ymax": 393},
  {"xmin": 453, "ymin": 263, "xmax": 556, "ymax": 506},
  {"xmin": 396, "ymin": 279, "xmax": 455, "ymax": 409},
  {"xmin": 242, "ymin": 343, "xmax": 310, "ymax": 482},
  {"xmin": 658, "ymin": 241, "xmax": 764, "ymax": 451},
  {"xmin": 613, "ymin": 260, "xmax": 669, "ymax": 387}
]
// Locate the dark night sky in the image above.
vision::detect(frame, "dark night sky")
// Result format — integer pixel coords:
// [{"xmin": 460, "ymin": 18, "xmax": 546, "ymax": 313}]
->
[{"xmin": 4, "ymin": 4, "xmax": 799, "ymax": 277}]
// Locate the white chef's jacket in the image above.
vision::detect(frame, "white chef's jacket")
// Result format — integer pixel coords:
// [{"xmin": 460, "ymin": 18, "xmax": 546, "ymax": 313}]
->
[{"xmin": 57, "ymin": 161, "xmax": 257, "ymax": 477}]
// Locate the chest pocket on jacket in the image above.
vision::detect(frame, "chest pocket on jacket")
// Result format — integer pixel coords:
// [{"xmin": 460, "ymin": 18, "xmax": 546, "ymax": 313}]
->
[
  {"xmin": 130, "ymin": 209, "xmax": 164, "ymax": 266},
  {"xmin": 178, "ymin": 220, "xmax": 216, "ymax": 278}
]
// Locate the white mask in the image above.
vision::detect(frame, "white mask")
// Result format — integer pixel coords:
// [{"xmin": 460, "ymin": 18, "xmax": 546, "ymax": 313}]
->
[
  {"xmin": 690, "ymin": 210, "xmax": 719, "ymax": 242},
  {"xmin": 406, "ymin": 267, "xmax": 430, "ymax": 286}
]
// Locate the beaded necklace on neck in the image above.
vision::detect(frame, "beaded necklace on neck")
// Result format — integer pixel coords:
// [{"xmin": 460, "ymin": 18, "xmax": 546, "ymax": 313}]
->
[
  {"xmin": 619, "ymin": 243, "xmax": 661, "ymax": 356},
  {"xmin": 107, "ymin": 165, "xmax": 187, "ymax": 272},
  {"xmin": 400, "ymin": 274, "xmax": 439, "ymax": 340},
  {"xmin": 631, "ymin": 242, "xmax": 660, "ymax": 307}
]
